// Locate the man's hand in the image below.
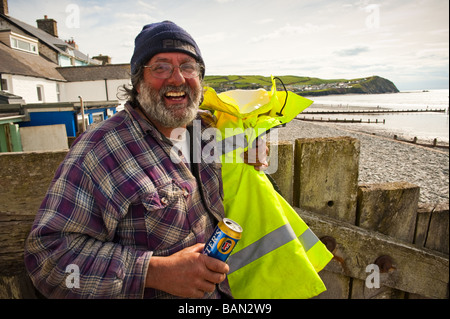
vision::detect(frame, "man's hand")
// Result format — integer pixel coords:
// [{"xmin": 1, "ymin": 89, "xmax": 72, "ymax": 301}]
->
[
  {"xmin": 242, "ymin": 137, "xmax": 269, "ymax": 171},
  {"xmin": 145, "ymin": 243, "xmax": 229, "ymax": 298}
]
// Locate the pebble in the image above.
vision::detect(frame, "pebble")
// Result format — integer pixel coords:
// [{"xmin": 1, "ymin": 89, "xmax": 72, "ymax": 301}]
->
[{"xmin": 274, "ymin": 119, "xmax": 449, "ymax": 205}]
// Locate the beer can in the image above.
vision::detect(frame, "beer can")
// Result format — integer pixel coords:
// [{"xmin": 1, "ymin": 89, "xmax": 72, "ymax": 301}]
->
[{"xmin": 203, "ymin": 218, "xmax": 243, "ymax": 262}]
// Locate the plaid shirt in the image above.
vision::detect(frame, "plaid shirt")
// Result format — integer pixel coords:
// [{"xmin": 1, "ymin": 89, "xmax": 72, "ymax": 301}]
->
[{"xmin": 24, "ymin": 103, "xmax": 229, "ymax": 299}]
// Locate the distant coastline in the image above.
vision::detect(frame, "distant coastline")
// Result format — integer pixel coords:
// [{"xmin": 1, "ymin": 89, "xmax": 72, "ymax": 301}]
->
[{"xmin": 204, "ymin": 75, "xmax": 399, "ymax": 95}]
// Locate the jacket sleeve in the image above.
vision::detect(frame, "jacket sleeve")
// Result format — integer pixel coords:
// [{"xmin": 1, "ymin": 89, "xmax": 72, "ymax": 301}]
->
[{"xmin": 24, "ymin": 159, "xmax": 152, "ymax": 299}]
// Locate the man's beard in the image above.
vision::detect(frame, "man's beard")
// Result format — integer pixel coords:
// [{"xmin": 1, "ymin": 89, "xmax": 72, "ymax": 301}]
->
[{"xmin": 137, "ymin": 82, "xmax": 202, "ymax": 128}]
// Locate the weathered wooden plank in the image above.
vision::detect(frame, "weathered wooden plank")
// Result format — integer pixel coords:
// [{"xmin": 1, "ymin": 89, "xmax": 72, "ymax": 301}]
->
[
  {"xmin": 297, "ymin": 207, "xmax": 449, "ymax": 299},
  {"xmin": 0, "ymin": 212, "xmax": 35, "ymax": 276},
  {"xmin": 414, "ymin": 203, "xmax": 449, "ymax": 255},
  {"xmin": 268, "ymin": 141, "xmax": 294, "ymax": 205},
  {"xmin": 353, "ymin": 182, "xmax": 420, "ymax": 298},
  {"xmin": 0, "ymin": 270, "xmax": 39, "ymax": 299},
  {"xmin": 293, "ymin": 137, "xmax": 360, "ymax": 224},
  {"xmin": 313, "ymin": 269, "xmax": 351, "ymax": 299},
  {"xmin": 293, "ymin": 137, "xmax": 360, "ymax": 299},
  {"xmin": 0, "ymin": 151, "xmax": 67, "ymax": 215},
  {"xmin": 351, "ymin": 279, "xmax": 406, "ymax": 299},
  {"xmin": 425, "ymin": 203, "xmax": 449, "ymax": 254},
  {"xmin": 357, "ymin": 182, "xmax": 420, "ymax": 243},
  {"xmin": 414, "ymin": 203, "xmax": 435, "ymax": 248}
]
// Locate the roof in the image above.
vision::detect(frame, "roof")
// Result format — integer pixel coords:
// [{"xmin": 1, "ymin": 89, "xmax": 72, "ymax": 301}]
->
[
  {"xmin": 0, "ymin": 42, "xmax": 66, "ymax": 81},
  {"xmin": 0, "ymin": 14, "xmax": 128, "ymax": 83},
  {"xmin": 0, "ymin": 102, "xmax": 28, "ymax": 124},
  {"xmin": 0, "ymin": 90, "xmax": 25, "ymax": 104},
  {"xmin": 57, "ymin": 64, "xmax": 131, "ymax": 82},
  {"xmin": 3, "ymin": 14, "xmax": 94, "ymax": 64}
]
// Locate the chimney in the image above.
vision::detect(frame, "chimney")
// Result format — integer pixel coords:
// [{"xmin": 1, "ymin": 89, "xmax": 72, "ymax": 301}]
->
[
  {"xmin": 1, "ymin": 0, "xmax": 8, "ymax": 15},
  {"xmin": 93, "ymin": 54, "xmax": 112, "ymax": 65},
  {"xmin": 66, "ymin": 38, "xmax": 79, "ymax": 50},
  {"xmin": 36, "ymin": 15, "xmax": 58, "ymax": 37}
]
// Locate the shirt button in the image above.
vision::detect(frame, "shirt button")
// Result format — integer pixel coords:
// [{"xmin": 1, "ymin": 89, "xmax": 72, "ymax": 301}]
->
[
  {"xmin": 183, "ymin": 188, "xmax": 189, "ymax": 197},
  {"xmin": 161, "ymin": 197, "xmax": 168, "ymax": 205}
]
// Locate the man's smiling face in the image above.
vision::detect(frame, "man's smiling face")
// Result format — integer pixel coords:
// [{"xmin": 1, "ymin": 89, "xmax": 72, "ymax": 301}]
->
[{"xmin": 137, "ymin": 52, "xmax": 203, "ymax": 129}]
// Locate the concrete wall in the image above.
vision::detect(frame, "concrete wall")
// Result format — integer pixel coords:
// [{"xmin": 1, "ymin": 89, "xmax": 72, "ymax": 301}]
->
[
  {"xmin": 20, "ymin": 124, "xmax": 68, "ymax": 152},
  {"xmin": 62, "ymin": 79, "xmax": 129, "ymax": 105}
]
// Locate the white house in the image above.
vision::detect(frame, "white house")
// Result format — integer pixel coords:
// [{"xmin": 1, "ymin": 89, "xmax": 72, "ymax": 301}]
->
[
  {"xmin": 0, "ymin": 0, "xmax": 132, "ymax": 152},
  {"xmin": 57, "ymin": 64, "xmax": 131, "ymax": 108},
  {"xmin": 0, "ymin": 1, "xmax": 131, "ymax": 106}
]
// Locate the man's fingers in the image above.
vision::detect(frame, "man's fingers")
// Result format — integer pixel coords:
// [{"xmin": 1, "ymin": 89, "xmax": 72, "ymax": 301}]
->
[{"xmin": 203, "ymin": 255, "xmax": 229, "ymax": 274}]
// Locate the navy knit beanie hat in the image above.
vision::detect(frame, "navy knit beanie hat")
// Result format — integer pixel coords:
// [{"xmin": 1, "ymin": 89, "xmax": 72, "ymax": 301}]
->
[{"xmin": 130, "ymin": 21, "xmax": 205, "ymax": 78}]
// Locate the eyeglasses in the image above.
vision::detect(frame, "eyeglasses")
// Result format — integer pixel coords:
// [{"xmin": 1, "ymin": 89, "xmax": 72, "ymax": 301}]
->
[{"xmin": 143, "ymin": 62, "xmax": 202, "ymax": 79}]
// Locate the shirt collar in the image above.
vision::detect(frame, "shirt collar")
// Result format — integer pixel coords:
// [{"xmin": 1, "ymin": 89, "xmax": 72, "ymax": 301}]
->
[{"xmin": 125, "ymin": 102, "xmax": 162, "ymax": 137}]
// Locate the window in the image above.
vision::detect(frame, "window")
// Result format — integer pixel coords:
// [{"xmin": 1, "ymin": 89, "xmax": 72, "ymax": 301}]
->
[
  {"xmin": 56, "ymin": 83, "xmax": 61, "ymax": 102},
  {"xmin": 36, "ymin": 85, "xmax": 44, "ymax": 102},
  {"xmin": 10, "ymin": 35, "xmax": 38, "ymax": 55},
  {"xmin": 1, "ymin": 79, "xmax": 8, "ymax": 91}
]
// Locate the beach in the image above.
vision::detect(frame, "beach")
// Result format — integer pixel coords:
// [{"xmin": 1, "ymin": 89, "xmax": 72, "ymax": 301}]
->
[{"xmin": 275, "ymin": 118, "xmax": 449, "ymax": 205}]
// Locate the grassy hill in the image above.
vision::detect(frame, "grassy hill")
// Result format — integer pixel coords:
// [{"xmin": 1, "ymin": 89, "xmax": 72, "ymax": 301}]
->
[{"xmin": 203, "ymin": 75, "xmax": 399, "ymax": 96}]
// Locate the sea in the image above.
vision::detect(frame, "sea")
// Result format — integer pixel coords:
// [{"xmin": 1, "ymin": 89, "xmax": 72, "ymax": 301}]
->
[{"xmin": 304, "ymin": 89, "xmax": 449, "ymax": 144}]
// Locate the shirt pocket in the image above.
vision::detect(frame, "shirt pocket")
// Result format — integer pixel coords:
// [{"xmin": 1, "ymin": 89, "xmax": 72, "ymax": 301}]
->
[{"xmin": 142, "ymin": 181, "xmax": 191, "ymax": 251}]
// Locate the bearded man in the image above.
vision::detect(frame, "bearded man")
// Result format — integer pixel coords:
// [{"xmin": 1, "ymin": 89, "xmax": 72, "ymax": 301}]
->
[{"xmin": 24, "ymin": 21, "xmax": 232, "ymax": 299}]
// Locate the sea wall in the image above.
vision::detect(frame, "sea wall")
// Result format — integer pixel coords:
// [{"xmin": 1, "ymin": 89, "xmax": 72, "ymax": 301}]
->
[
  {"xmin": 268, "ymin": 138, "xmax": 448, "ymax": 299},
  {"xmin": 0, "ymin": 138, "xmax": 448, "ymax": 299}
]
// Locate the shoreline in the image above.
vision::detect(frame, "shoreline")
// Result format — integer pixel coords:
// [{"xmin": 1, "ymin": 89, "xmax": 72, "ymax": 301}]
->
[
  {"xmin": 303, "ymin": 119, "xmax": 450, "ymax": 150},
  {"xmin": 301, "ymin": 103, "xmax": 449, "ymax": 147}
]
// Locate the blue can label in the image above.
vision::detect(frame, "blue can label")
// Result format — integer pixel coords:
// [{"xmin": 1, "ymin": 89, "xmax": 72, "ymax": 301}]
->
[{"xmin": 203, "ymin": 219, "xmax": 242, "ymax": 262}]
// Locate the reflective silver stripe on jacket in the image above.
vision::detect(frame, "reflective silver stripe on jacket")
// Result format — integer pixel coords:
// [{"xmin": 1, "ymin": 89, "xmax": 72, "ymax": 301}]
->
[{"xmin": 228, "ymin": 225, "xmax": 320, "ymax": 274}]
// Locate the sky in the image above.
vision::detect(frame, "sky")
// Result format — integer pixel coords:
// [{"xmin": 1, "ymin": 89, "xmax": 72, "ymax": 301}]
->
[{"xmin": 7, "ymin": 0, "xmax": 449, "ymax": 91}]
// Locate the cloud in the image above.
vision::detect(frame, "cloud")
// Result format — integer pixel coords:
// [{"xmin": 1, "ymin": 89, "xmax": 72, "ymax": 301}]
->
[
  {"xmin": 137, "ymin": 1, "xmax": 157, "ymax": 11},
  {"xmin": 7, "ymin": 0, "xmax": 449, "ymax": 89},
  {"xmin": 251, "ymin": 23, "xmax": 336, "ymax": 43},
  {"xmin": 197, "ymin": 32, "xmax": 229, "ymax": 44},
  {"xmin": 334, "ymin": 46, "xmax": 370, "ymax": 57},
  {"xmin": 254, "ymin": 18, "xmax": 274, "ymax": 25}
]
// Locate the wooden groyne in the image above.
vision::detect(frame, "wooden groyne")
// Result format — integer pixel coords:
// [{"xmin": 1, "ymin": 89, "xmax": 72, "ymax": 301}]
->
[
  {"xmin": 393, "ymin": 135, "xmax": 449, "ymax": 150},
  {"xmin": 268, "ymin": 138, "xmax": 448, "ymax": 299},
  {"xmin": 0, "ymin": 141, "xmax": 448, "ymax": 299},
  {"xmin": 298, "ymin": 117, "xmax": 386, "ymax": 124},
  {"xmin": 294, "ymin": 118, "xmax": 449, "ymax": 149},
  {"xmin": 302, "ymin": 108, "xmax": 447, "ymax": 115}
]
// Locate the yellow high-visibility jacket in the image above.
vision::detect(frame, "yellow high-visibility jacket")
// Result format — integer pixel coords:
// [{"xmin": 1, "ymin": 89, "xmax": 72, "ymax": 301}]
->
[{"xmin": 200, "ymin": 77, "xmax": 333, "ymax": 299}]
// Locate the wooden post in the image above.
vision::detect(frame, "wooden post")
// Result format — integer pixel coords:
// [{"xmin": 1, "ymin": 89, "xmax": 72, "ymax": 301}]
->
[
  {"xmin": 356, "ymin": 182, "xmax": 420, "ymax": 243},
  {"xmin": 293, "ymin": 137, "xmax": 360, "ymax": 299},
  {"xmin": 415, "ymin": 203, "xmax": 449, "ymax": 255},
  {"xmin": 268, "ymin": 141, "xmax": 294, "ymax": 205},
  {"xmin": 424, "ymin": 203, "xmax": 449, "ymax": 254},
  {"xmin": 293, "ymin": 136, "xmax": 360, "ymax": 223},
  {"xmin": 351, "ymin": 182, "xmax": 420, "ymax": 298}
]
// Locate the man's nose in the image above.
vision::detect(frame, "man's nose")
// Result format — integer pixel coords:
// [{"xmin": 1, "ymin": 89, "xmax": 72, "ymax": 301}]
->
[{"xmin": 167, "ymin": 66, "xmax": 186, "ymax": 86}]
